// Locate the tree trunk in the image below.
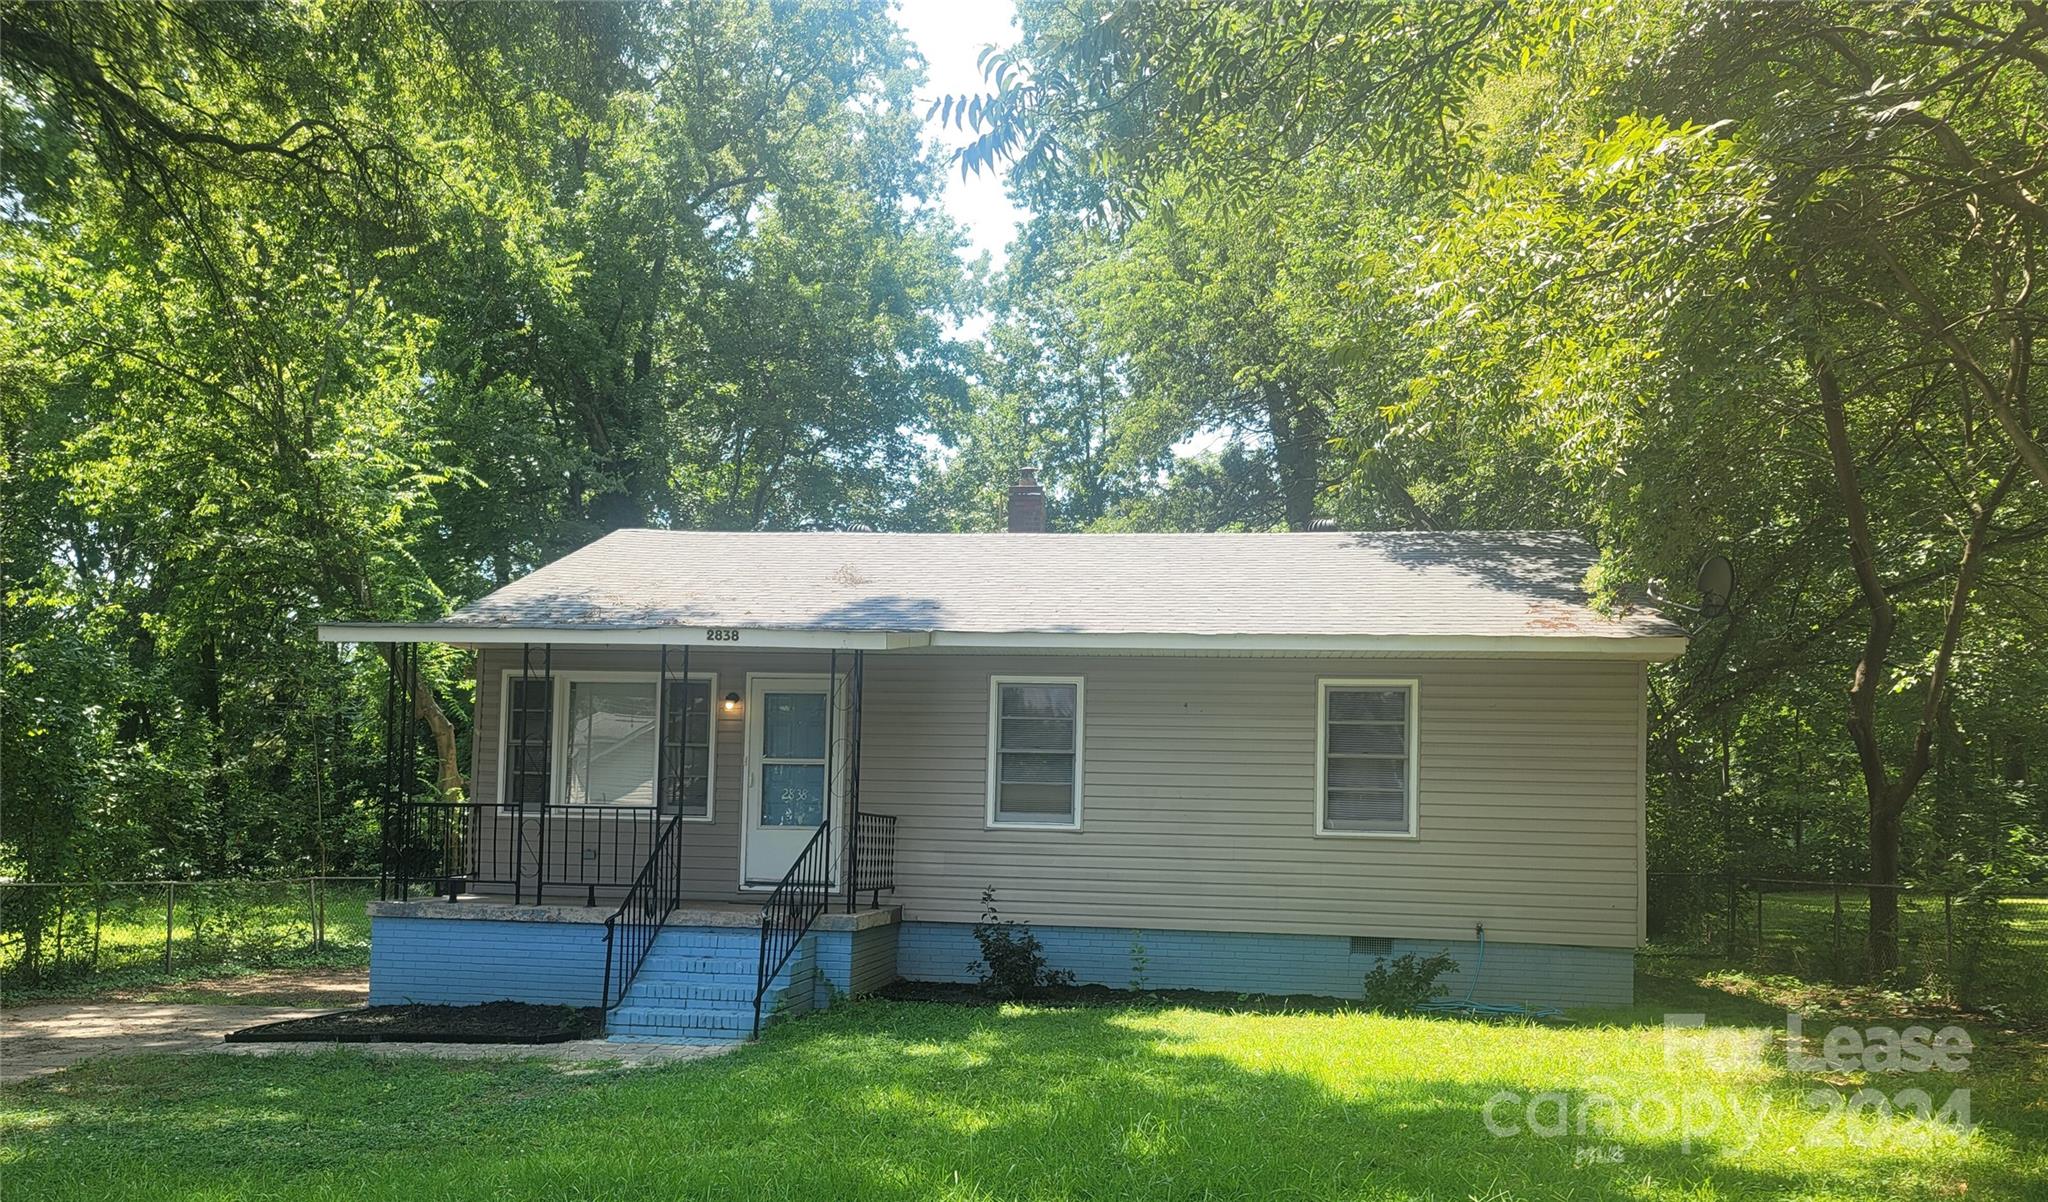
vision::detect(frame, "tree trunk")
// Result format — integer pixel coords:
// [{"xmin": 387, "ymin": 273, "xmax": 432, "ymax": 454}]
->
[
  {"xmin": 1263, "ymin": 382, "xmax": 1322, "ymax": 530},
  {"xmin": 370, "ymin": 644, "xmax": 468, "ymax": 801},
  {"xmin": 1812, "ymin": 357, "xmax": 2014, "ymax": 974},
  {"xmin": 198, "ymin": 640, "xmax": 229, "ymax": 874},
  {"xmin": 414, "ymin": 674, "xmax": 466, "ymax": 801},
  {"xmin": 1867, "ymin": 794, "xmax": 1903, "ymax": 973}
]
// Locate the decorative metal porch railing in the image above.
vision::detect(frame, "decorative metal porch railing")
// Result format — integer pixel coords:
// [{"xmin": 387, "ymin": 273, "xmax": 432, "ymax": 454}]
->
[
  {"xmin": 378, "ymin": 639, "xmax": 704, "ymax": 912},
  {"xmin": 600, "ymin": 811, "xmax": 686, "ymax": 1011},
  {"xmin": 380, "ymin": 798, "xmax": 684, "ymax": 906},
  {"xmin": 850, "ymin": 811, "xmax": 896, "ymax": 909},
  {"xmin": 753, "ymin": 820, "xmax": 835, "ymax": 1037}
]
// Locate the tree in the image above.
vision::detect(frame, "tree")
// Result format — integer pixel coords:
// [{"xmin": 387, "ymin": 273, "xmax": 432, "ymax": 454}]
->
[
  {"xmin": 966, "ymin": 0, "xmax": 2048, "ymax": 970},
  {"xmin": 2, "ymin": 0, "xmax": 973, "ymax": 884}
]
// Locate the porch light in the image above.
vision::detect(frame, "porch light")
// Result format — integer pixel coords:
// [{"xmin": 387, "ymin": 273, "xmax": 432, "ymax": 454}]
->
[{"xmin": 723, "ymin": 691, "xmax": 742, "ymax": 715}]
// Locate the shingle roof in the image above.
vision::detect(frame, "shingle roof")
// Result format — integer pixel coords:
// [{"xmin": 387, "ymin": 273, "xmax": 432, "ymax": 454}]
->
[{"xmin": 429, "ymin": 529, "xmax": 1683, "ymax": 644}]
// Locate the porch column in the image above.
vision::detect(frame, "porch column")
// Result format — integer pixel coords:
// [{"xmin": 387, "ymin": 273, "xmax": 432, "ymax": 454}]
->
[
  {"xmin": 844, "ymin": 648, "xmax": 864, "ymax": 912},
  {"xmin": 517, "ymin": 641, "xmax": 554, "ymax": 905},
  {"xmin": 659, "ymin": 641, "xmax": 691, "ymax": 898},
  {"xmin": 380, "ymin": 641, "xmax": 428, "ymax": 902}
]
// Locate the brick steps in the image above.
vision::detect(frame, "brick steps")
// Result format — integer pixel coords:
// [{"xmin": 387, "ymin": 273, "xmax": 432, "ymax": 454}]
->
[{"xmin": 606, "ymin": 924, "xmax": 800, "ymax": 1043}]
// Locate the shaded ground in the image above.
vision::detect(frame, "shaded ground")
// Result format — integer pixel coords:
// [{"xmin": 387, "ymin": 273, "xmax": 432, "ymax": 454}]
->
[
  {"xmin": 3, "ymin": 960, "xmax": 370, "ymax": 1008},
  {"xmin": 102, "ymin": 965, "xmax": 370, "ymax": 1007},
  {"xmin": 3, "ymin": 987, "xmax": 724, "ymax": 1083},
  {"xmin": 1, "ymin": 1002, "xmax": 334, "ymax": 1084},
  {"xmin": 3, "ymin": 967, "xmax": 365, "ymax": 1083}
]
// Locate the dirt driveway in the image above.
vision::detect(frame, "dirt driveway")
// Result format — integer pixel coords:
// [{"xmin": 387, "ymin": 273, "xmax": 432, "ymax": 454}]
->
[
  {"xmin": 94, "ymin": 966, "xmax": 372, "ymax": 1007},
  {"xmin": 2, "ymin": 1002, "xmax": 337, "ymax": 1083},
  {"xmin": 1, "ymin": 969, "xmax": 727, "ymax": 1080},
  {"xmin": 2, "ymin": 967, "xmax": 369, "ymax": 1084}
]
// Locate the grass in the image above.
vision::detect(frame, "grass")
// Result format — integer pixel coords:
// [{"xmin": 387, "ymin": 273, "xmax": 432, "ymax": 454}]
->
[
  {"xmin": 1656, "ymin": 888, "xmax": 2048, "ymax": 1023},
  {"xmin": 4, "ymin": 969, "xmax": 2043, "ymax": 1201},
  {"xmin": 1, "ymin": 881, "xmax": 375, "ymax": 1003},
  {"xmin": 1752, "ymin": 892, "xmax": 2048, "ymax": 1022}
]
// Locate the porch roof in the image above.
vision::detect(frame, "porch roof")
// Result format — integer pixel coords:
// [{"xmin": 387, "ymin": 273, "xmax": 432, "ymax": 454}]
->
[{"xmin": 319, "ymin": 530, "xmax": 1687, "ymax": 659}]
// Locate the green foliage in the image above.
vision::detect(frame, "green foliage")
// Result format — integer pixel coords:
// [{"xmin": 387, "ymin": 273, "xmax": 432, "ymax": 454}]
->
[
  {"xmin": 969, "ymin": 885, "xmax": 1074, "ymax": 999},
  {"xmin": 969, "ymin": 0, "xmax": 2048, "ymax": 961},
  {"xmin": 2, "ymin": 2, "xmax": 973, "ymax": 892},
  {"xmin": 1360, "ymin": 950, "xmax": 1460, "ymax": 1014},
  {"xmin": 0, "ymin": 877, "xmax": 375, "ymax": 997}
]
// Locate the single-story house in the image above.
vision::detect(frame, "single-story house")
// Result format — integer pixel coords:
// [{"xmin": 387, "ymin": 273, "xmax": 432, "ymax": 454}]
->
[{"xmin": 320, "ymin": 476, "xmax": 1685, "ymax": 1040}]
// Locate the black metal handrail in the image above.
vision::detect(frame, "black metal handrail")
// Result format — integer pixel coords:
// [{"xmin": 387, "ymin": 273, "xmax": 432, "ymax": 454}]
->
[
  {"xmin": 381, "ymin": 798, "xmax": 683, "ymax": 905},
  {"xmin": 851, "ymin": 811, "xmax": 896, "ymax": 909},
  {"xmin": 600, "ymin": 811, "xmax": 686, "ymax": 1011},
  {"xmin": 384, "ymin": 799, "xmax": 486, "ymax": 900},
  {"xmin": 753, "ymin": 821, "xmax": 834, "ymax": 1037}
]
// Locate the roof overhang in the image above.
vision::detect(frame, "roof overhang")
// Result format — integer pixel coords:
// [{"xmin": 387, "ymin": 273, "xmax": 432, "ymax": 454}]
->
[
  {"xmin": 318, "ymin": 622, "xmax": 1686, "ymax": 661},
  {"xmin": 922, "ymin": 631, "xmax": 1688, "ymax": 661},
  {"xmin": 316, "ymin": 623, "xmax": 932, "ymax": 651}
]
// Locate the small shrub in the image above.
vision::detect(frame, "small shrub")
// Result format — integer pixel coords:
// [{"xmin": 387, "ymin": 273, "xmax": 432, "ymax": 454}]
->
[
  {"xmin": 970, "ymin": 887, "xmax": 1074, "ymax": 999},
  {"xmin": 1128, "ymin": 929, "xmax": 1150, "ymax": 993},
  {"xmin": 1361, "ymin": 950, "xmax": 1459, "ymax": 1013}
]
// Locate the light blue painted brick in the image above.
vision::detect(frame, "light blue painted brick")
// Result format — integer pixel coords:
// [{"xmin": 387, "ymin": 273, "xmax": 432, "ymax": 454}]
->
[
  {"xmin": 896, "ymin": 922, "xmax": 1632, "ymax": 1009},
  {"xmin": 370, "ymin": 916, "xmax": 609, "ymax": 1007},
  {"xmin": 377, "ymin": 915, "xmax": 906, "ymax": 1039}
]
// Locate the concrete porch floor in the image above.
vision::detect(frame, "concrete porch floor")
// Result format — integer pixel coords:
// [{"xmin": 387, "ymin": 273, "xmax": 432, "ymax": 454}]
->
[{"xmin": 367, "ymin": 896, "xmax": 901, "ymax": 930}]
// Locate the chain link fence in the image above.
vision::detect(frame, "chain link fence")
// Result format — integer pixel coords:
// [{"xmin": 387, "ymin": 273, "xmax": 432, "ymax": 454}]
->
[
  {"xmin": 1648, "ymin": 873, "xmax": 2048, "ymax": 1020},
  {"xmin": 0, "ymin": 877, "xmax": 376, "ymax": 990}
]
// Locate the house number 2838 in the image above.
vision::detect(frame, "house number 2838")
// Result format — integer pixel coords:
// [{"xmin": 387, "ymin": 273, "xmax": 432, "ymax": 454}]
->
[{"xmin": 705, "ymin": 627, "xmax": 741, "ymax": 642}]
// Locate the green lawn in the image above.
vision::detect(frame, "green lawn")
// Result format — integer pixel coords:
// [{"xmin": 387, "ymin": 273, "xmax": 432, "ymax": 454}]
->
[
  {"xmin": 1, "ymin": 880, "xmax": 376, "ymax": 994},
  {"xmin": 1749, "ymin": 891, "xmax": 2048, "ymax": 1020},
  {"xmin": 4, "ymin": 977, "xmax": 2042, "ymax": 1201}
]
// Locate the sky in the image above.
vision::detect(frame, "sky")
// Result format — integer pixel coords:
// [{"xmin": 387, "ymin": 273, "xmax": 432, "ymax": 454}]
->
[
  {"xmin": 892, "ymin": 2, "xmax": 1233, "ymax": 462},
  {"xmin": 895, "ymin": 0, "xmax": 1028, "ymax": 267}
]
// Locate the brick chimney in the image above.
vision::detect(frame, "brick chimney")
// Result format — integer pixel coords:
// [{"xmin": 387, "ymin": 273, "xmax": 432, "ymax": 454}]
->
[{"xmin": 1006, "ymin": 467, "xmax": 1047, "ymax": 533}]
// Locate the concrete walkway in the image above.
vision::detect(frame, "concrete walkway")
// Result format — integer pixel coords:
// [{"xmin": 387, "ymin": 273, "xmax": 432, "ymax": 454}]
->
[
  {"xmin": 210, "ymin": 1037, "xmax": 733, "ymax": 1070},
  {"xmin": 2, "ymin": 1001, "xmax": 732, "ymax": 1084}
]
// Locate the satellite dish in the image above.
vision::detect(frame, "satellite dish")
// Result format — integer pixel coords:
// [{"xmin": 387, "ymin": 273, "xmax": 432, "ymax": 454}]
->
[{"xmin": 1695, "ymin": 554, "xmax": 1735, "ymax": 618}]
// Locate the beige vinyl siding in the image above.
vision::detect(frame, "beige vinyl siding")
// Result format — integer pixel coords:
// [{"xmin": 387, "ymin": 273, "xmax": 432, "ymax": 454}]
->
[
  {"xmin": 468, "ymin": 647, "xmax": 1646, "ymax": 946},
  {"xmin": 860, "ymin": 654, "xmax": 1644, "ymax": 949}
]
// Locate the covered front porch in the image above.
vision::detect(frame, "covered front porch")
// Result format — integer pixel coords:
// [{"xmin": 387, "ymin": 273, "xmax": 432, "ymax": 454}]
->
[{"xmin": 323, "ymin": 626, "xmax": 917, "ymax": 1036}]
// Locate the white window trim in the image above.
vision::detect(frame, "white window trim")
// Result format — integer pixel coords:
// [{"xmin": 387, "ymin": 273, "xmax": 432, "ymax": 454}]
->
[
  {"xmin": 1315, "ymin": 677, "xmax": 1420, "ymax": 839},
  {"xmin": 494, "ymin": 668, "xmax": 718, "ymax": 820},
  {"xmin": 985, "ymin": 674, "xmax": 1085, "ymax": 831}
]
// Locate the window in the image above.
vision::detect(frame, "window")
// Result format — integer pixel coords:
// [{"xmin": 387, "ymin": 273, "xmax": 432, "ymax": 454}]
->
[
  {"xmin": 564, "ymin": 680, "xmax": 658, "ymax": 806},
  {"xmin": 662, "ymin": 679, "xmax": 713, "ymax": 818},
  {"xmin": 499, "ymin": 671, "xmax": 717, "ymax": 813},
  {"xmin": 987, "ymin": 677, "xmax": 1083, "ymax": 828},
  {"xmin": 1317, "ymin": 680, "xmax": 1418, "ymax": 837},
  {"xmin": 758, "ymin": 689, "xmax": 829, "ymax": 827},
  {"xmin": 505, "ymin": 676, "xmax": 553, "ymax": 808}
]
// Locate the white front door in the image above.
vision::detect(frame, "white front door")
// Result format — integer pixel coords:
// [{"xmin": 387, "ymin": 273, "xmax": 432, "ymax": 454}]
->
[{"xmin": 742, "ymin": 675, "xmax": 840, "ymax": 887}]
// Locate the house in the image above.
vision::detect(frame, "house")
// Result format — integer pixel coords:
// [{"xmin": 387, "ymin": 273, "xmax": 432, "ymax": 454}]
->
[{"xmin": 319, "ymin": 476, "xmax": 1686, "ymax": 1040}]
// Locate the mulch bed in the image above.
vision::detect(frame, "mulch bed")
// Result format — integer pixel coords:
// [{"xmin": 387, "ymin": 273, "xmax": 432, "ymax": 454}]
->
[
  {"xmin": 226, "ymin": 1001, "xmax": 604, "ymax": 1044},
  {"xmin": 877, "ymin": 980, "xmax": 1357, "ymax": 1014}
]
